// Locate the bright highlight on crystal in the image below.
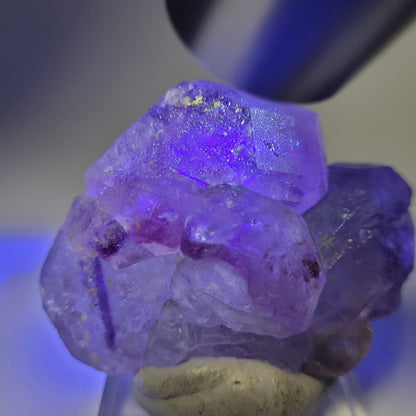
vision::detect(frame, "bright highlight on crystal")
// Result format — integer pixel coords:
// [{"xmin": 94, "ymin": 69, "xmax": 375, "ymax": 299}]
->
[{"xmin": 40, "ymin": 81, "xmax": 413, "ymax": 378}]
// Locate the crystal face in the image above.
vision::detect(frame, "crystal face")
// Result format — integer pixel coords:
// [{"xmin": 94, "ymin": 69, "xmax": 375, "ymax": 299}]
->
[
  {"xmin": 86, "ymin": 81, "xmax": 327, "ymax": 214},
  {"xmin": 40, "ymin": 81, "xmax": 413, "ymax": 378},
  {"xmin": 303, "ymin": 164, "xmax": 414, "ymax": 331},
  {"xmin": 178, "ymin": 184, "xmax": 325, "ymax": 339}
]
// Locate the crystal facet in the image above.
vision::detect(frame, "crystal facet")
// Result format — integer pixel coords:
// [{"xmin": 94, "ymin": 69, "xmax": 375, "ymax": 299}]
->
[
  {"xmin": 86, "ymin": 81, "xmax": 327, "ymax": 214},
  {"xmin": 303, "ymin": 164, "xmax": 414, "ymax": 331},
  {"xmin": 178, "ymin": 184, "xmax": 325, "ymax": 339},
  {"xmin": 40, "ymin": 81, "xmax": 413, "ymax": 378}
]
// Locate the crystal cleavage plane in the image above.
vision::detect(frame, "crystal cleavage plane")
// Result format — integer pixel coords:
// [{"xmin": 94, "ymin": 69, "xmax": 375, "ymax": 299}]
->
[{"xmin": 40, "ymin": 80, "xmax": 413, "ymax": 381}]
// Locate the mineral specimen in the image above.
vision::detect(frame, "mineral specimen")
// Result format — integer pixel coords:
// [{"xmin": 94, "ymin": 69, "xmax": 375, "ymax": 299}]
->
[
  {"xmin": 301, "ymin": 164, "xmax": 414, "ymax": 378},
  {"xmin": 40, "ymin": 80, "xmax": 413, "ymax": 380},
  {"xmin": 303, "ymin": 164, "xmax": 414, "ymax": 330}
]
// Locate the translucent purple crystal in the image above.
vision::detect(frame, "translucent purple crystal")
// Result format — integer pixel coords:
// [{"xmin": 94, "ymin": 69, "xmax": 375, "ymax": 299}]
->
[
  {"xmin": 303, "ymin": 164, "xmax": 414, "ymax": 331},
  {"xmin": 40, "ymin": 81, "xmax": 413, "ymax": 379},
  {"xmin": 301, "ymin": 164, "xmax": 413, "ymax": 378},
  {"xmin": 178, "ymin": 184, "xmax": 325, "ymax": 339},
  {"xmin": 144, "ymin": 299, "xmax": 311, "ymax": 373},
  {"xmin": 41, "ymin": 228, "xmax": 177, "ymax": 373},
  {"xmin": 86, "ymin": 80, "xmax": 327, "ymax": 214}
]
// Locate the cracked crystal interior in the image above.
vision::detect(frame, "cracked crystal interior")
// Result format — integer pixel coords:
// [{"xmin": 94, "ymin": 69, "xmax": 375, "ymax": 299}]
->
[{"xmin": 40, "ymin": 81, "xmax": 414, "ymax": 378}]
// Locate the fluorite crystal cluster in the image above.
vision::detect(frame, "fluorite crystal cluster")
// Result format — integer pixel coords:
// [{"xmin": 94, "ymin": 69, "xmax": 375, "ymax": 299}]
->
[{"xmin": 40, "ymin": 81, "xmax": 413, "ymax": 380}]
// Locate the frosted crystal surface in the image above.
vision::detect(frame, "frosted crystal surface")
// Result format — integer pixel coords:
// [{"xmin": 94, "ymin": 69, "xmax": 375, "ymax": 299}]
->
[{"xmin": 40, "ymin": 82, "xmax": 413, "ymax": 379}]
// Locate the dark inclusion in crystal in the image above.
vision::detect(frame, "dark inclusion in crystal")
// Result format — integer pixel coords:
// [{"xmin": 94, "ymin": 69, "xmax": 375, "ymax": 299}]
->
[
  {"xmin": 303, "ymin": 164, "xmax": 414, "ymax": 329},
  {"xmin": 40, "ymin": 81, "xmax": 413, "ymax": 379},
  {"xmin": 301, "ymin": 164, "xmax": 414, "ymax": 379},
  {"xmin": 302, "ymin": 260, "xmax": 320, "ymax": 282}
]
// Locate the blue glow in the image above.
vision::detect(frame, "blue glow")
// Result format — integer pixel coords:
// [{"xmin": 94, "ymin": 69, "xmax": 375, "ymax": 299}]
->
[
  {"xmin": 0, "ymin": 232, "xmax": 104, "ymax": 414},
  {"xmin": 354, "ymin": 312, "xmax": 403, "ymax": 390},
  {"xmin": 0, "ymin": 232, "xmax": 54, "ymax": 286}
]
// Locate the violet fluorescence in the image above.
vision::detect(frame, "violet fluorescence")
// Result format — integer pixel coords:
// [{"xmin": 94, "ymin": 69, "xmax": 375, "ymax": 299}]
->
[{"xmin": 40, "ymin": 81, "xmax": 413, "ymax": 378}]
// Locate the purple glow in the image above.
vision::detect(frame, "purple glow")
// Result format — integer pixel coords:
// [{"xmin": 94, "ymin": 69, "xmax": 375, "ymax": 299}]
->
[{"xmin": 40, "ymin": 81, "xmax": 413, "ymax": 379}]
